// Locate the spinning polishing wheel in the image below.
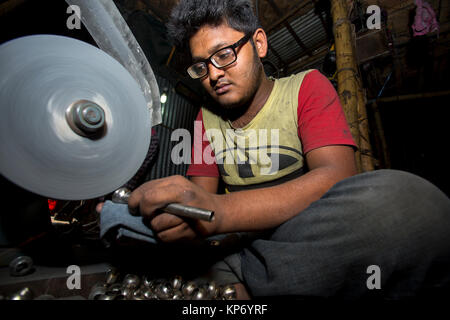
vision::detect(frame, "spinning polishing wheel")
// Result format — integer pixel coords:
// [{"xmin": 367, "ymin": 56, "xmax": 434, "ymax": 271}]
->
[{"xmin": 0, "ymin": 35, "xmax": 153, "ymax": 200}]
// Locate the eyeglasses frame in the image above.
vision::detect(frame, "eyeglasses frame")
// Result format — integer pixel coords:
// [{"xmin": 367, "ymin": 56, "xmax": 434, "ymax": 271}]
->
[{"xmin": 187, "ymin": 33, "xmax": 253, "ymax": 79}]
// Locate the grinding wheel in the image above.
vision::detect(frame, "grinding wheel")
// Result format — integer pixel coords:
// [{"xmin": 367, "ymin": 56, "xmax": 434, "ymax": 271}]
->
[{"xmin": 0, "ymin": 35, "xmax": 152, "ymax": 200}]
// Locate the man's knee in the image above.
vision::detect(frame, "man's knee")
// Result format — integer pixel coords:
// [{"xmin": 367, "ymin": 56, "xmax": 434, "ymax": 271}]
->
[
  {"xmin": 245, "ymin": 170, "xmax": 450, "ymax": 298},
  {"xmin": 360, "ymin": 169, "xmax": 445, "ymax": 195},
  {"xmin": 274, "ymin": 169, "xmax": 450, "ymax": 245},
  {"xmin": 328, "ymin": 169, "xmax": 450, "ymax": 215}
]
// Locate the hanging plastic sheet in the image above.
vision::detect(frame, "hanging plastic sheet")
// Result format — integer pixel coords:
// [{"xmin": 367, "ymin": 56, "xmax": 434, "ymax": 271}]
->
[{"xmin": 65, "ymin": 0, "xmax": 162, "ymax": 126}]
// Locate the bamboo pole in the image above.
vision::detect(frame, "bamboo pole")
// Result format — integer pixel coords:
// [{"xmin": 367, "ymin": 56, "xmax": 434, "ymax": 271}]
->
[
  {"xmin": 352, "ymin": 25, "xmax": 374, "ymax": 171},
  {"xmin": 331, "ymin": 0, "xmax": 375, "ymax": 172},
  {"xmin": 352, "ymin": 26, "xmax": 375, "ymax": 172},
  {"xmin": 357, "ymin": 86, "xmax": 375, "ymax": 171}
]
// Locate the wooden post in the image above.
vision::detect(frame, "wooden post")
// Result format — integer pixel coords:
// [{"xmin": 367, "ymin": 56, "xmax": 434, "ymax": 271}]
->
[
  {"xmin": 356, "ymin": 76, "xmax": 375, "ymax": 171},
  {"xmin": 331, "ymin": 0, "xmax": 375, "ymax": 172},
  {"xmin": 370, "ymin": 102, "xmax": 391, "ymax": 168}
]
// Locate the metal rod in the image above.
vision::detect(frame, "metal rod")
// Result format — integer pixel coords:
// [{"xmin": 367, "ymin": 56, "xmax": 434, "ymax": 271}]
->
[
  {"xmin": 377, "ymin": 71, "xmax": 393, "ymax": 98},
  {"xmin": 164, "ymin": 203, "xmax": 214, "ymax": 222},
  {"xmin": 376, "ymin": 90, "xmax": 450, "ymax": 103},
  {"xmin": 111, "ymin": 188, "xmax": 214, "ymax": 222}
]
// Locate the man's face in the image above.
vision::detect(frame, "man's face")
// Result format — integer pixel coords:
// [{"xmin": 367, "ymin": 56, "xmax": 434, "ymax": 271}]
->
[{"xmin": 189, "ymin": 23, "xmax": 262, "ymax": 109}]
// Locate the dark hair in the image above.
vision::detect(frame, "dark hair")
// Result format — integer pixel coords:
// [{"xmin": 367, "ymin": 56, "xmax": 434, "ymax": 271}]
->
[{"xmin": 167, "ymin": 0, "xmax": 261, "ymax": 51}]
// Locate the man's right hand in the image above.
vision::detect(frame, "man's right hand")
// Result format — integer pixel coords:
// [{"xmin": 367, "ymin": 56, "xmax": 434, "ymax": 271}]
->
[{"xmin": 127, "ymin": 175, "xmax": 222, "ymax": 242}]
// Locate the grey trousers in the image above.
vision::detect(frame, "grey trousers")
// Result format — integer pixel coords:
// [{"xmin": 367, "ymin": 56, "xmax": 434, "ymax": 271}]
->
[{"xmin": 211, "ymin": 169, "xmax": 450, "ymax": 299}]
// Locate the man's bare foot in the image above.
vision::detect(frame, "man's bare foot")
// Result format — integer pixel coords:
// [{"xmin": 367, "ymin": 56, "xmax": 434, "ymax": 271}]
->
[
  {"xmin": 234, "ymin": 283, "xmax": 251, "ymax": 300},
  {"xmin": 96, "ymin": 202, "xmax": 104, "ymax": 213}
]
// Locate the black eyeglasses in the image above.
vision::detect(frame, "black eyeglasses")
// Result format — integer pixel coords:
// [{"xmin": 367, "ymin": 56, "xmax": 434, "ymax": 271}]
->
[{"xmin": 187, "ymin": 33, "xmax": 252, "ymax": 79}]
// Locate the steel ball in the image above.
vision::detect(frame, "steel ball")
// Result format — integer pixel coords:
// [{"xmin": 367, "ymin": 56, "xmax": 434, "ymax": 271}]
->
[
  {"xmin": 107, "ymin": 283, "xmax": 122, "ymax": 294},
  {"xmin": 120, "ymin": 285, "xmax": 133, "ymax": 299},
  {"xmin": 155, "ymin": 283, "xmax": 172, "ymax": 300},
  {"xmin": 221, "ymin": 284, "xmax": 237, "ymax": 300},
  {"xmin": 181, "ymin": 281, "xmax": 197, "ymax": 297},
  {"xmin": 206, "ymin": 281, "xmax": 219, "ymax": 299},
  {"xmin": 170, "ymin": 275, "xmax": 183, "ymax": 290},
  {"xmin": 105, "ymin": 267, "xmax": 120, "ymax": 285},
  {"xmin": 122, "ymin": 274, "xmax": 140, "ymax": 288},
  {"xmin": 10, "ymin": 287, "xmax": 33, "ymax": 300},
  {"xmin": 172, "ymin": 290, "xmax": 183, "ymax": 300},
  {"xmin": 142, "ymin": 275, "xmax": 155, "ymax": 288},
  {"xmin": 192, "ymin": 288, "xmax": 207, "ymax": 300},
  {"xmin": 89, "ymin": 283, "xmax": 107, "ymax": 300},
  {"xmin": 97, "ymin": 293, "xmax": 116, "ymax": 300}
]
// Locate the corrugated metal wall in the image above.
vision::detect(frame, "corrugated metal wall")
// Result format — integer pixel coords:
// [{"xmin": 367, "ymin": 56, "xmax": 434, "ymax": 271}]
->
[
  {"xmin": 147, "ymin": 75, "xmax": 200, "ymax": 180},
  {"xmin": 266, "ymin": 8, "xmax": 329, "ymax": 76}
]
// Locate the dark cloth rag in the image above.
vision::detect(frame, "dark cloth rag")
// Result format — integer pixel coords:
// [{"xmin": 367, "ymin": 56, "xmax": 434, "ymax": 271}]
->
[{"xmin": 99, "ymin": 200, "xmax": 157, "ymax": 245}]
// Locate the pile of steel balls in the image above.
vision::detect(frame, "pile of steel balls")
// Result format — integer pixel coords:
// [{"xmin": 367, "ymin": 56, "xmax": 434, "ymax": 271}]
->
[
  {"xmin": 88, "ymin": 269, "xmax": 237, "ymax": 300},
  {"xmin": 0, "ymin": 287, "xmax": 35, "ymax": 300},
  {"xmin": 0, "ymin": 269, "xmax": 237, "ymax": 300}
]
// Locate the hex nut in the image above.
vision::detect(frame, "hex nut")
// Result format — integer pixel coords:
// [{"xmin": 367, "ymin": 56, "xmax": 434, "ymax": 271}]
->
[{"xmin": 9, "ymin": 256, "xmax": 34, "ymax": 277}]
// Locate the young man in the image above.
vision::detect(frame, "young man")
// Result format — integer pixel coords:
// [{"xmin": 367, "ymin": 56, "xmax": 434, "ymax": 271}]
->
[{"xmin": 126, "ymin": 0, "xmax": 450, "ymax": 298}]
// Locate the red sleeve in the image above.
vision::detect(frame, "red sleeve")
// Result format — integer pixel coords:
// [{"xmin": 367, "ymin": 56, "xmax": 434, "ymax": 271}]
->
[
  {"xmin": 297, "ymin": 70, "xmax": 357, "ymax": 154},
  {"xmin": 186, "ymin": 109, "xmax": 220, "ymax": 177}
]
